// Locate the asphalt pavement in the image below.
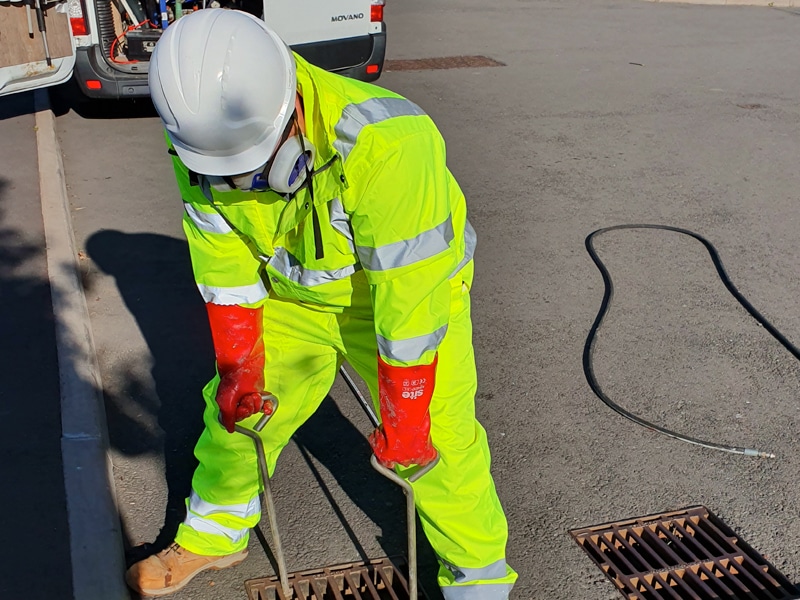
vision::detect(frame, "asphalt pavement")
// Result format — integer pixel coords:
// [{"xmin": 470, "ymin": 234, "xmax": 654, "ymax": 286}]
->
[
  {"xmin": 4, "ymin": 0, "xmax": 800, "ymax": 598},
  {"xmin": 0, "ymin": 92, "xmax": 73, "ymax": 600}
]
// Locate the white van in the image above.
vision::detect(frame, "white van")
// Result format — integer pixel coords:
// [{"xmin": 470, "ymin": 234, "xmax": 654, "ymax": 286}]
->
[{"xmin": 0, "ymin": 0, "xmax": 386, "ymax": 99}]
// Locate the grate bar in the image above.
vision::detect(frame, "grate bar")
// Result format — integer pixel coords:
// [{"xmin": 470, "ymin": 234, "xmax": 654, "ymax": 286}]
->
[
  {"xmin": 583, "ymin": 534, "xmax": 628, "ymax": 576},
  {"xmin": 654, "ymin": 524, "xmax": 695, "ymax": 563},
  {"xmin": 683, "ymin": 565, "xmax": 721, "ymax": 599},
  {"xmin": 653, "ymin": 572, "xmax": 680, "ymax": 599},
  {"xmin": 570, "ymin": 506, "xmax": 800, "ymax": 600},
  {"xmin": 245, "ymin": 557, "xmax": 422, "ymax": 600},
  {"xmin": 608, "ymin": 533, "xmax": 644, "ymax": 575},
  {"xmin": 747, "ymin": 558, "xmax": 789, "ymax": 590},
  {"xmin": 376, "ymin": 566, "xmax": 404, "ymax": 600},
  {"xmin": 602, "ymin": 533, "xmax": 647, "ymax": 573},
  {"xmin": 717, "ymin": 559, "xmax": 756, "ymax": 595},
  {"xmin": 670, "ymin": 571, "xmax": 705, "ymax": 600},
  {"xmin": 674, "ymin": 519, "xmax": 730, "ymax": 557},
  {"xmin": 614, "ymin": 529, "xmax": 648, "ymax": 572},
  {"xmin": 731, "ymin": 556, "xmax": 778, "ymax": 593},
  {"xmin": 344, "ymin": 572, "xmax": 365, "ymax": 600},
  {"xmin": 698, "ymin": 517, "xmax": 741, "ymax": 554},
  {"xmin": 362, "ymin": 568, "xmax": 384, "ymax": 599},
  {"xmin": 646, "ymin": 527, "xmax": 682, "ymax": 570},
  {"xmin": 725, "ymin": 558, "xmax": 760, "ymax": 595},
  {"xmin": 655, "ymin": 523, "xmax": 700, "ymax": 563},
  {"xmin": 310, "ymin": 579, "xmax": 330, "ymax": 599},
  {"xmin": 642, "ymin": 573, "xmax": 673, "ymax": 600},
  {"xmin": 628, "ymin": 528, "xmax": 670, "ymax": 570},
  {"xmin": 664, "ymin": 573, "xmax": 689, "ymax": 599},
  {"xmin": 699, "ymin": 562, "xmax": 736, "ymax": 597},
  {"xmin": 643, "ymin": 526, "xmax": 685, "ymax": 567}
]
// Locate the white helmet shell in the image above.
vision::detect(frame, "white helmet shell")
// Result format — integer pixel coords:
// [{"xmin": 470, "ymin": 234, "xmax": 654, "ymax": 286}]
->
[{"xmin": 148, "ymin": 9, "xmax": 297, "ymax": 176}]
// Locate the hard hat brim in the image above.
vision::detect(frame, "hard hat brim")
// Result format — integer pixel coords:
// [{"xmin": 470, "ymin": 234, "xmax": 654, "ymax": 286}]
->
[{"xmin": 168, "ymin": 109, "xmax": 292, "ymax": 177}]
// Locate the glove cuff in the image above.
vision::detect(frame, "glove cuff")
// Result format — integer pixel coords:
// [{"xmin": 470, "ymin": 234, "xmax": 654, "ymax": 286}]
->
[
  {"xmin": 377, "ymin": 354, "xmax": 437, "ymax": 429},
  {"xmin": 206, "ymin": 303, "xmax": 264, "ymax": 373}
]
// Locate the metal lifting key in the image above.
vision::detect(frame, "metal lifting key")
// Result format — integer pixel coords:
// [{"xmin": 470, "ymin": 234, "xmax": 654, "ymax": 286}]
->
[
  {"xmin": 339, "ymin": 366, "xmax": 439, "ymax": 600},
  {"xmin": 231, "ymin": 393, "xmax": 293, "ymax": 599},
  {"xmin": 238, "ymin": 373, "xmax": 437, "ymax": 600}
]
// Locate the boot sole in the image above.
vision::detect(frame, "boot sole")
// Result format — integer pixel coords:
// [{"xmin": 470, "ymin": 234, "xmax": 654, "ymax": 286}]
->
[{"xmin": 131, "ymin": 550, "xmax": 249, "ymax": 597}]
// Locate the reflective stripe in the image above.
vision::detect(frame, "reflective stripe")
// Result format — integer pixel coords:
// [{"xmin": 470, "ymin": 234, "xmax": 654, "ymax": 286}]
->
[
  {"xmin": 441, "ymin": 583, "xmax": 513, "ymax": 600},
  {"xmin": 270, "ymin": 248, "xmax": 358, "ymax": 287},
  {"xmin": 184, "ymin": 203, "xmax": 232, "ymax": 235},
  {"xmin": 378, "ymin": 324, "xmax": 448, "ymax": 363},
  {"xmin": 188, "ymin": 490, "xmax": 260, "ymax": 520},
  {"xmin": 329, "ymin": 197, "xmax": 355, "ymax": 251},
  {"xmin": 450, "ymin": 219, "xmax": 476, "ymax": 279},
  {"xmin": 198, "ymin": 281, "xmax": 268, "ymax": 305},
  {"xmin": 333, "ymin": 97, "xmax": 427, "ymax": 161},
  {"xmin": 442, "ymin": 558, "xmax": 508, "ymax": 584},
  {"xmin": 357, "ymin": 216, "xmax": 454, "ymax": 272},
  {"xmin": 183, "ymin": 514, "xmax": 249, "ymax": 545}
]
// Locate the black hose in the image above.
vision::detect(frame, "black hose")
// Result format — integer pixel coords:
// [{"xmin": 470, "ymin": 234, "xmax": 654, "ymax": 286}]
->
[{"xmin": 582, "ymin": 224, "xmax": 798, "ymax": 458}]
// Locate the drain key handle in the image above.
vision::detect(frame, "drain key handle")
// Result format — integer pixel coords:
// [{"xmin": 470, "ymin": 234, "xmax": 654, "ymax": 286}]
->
[
  {"xmin": 232, "ymin": 394, "xmax": 293, "ymax": 599},
  {"xmin": 370, "ymin": 457, "xmax": 419, "ymax": 600},
  {"xmin": 340, "ymin": 366, "xmax": 439, "ymax": 600},
  {"xmin": 340, "ymin": 366, "xmax": 379, "ymax": 429}
]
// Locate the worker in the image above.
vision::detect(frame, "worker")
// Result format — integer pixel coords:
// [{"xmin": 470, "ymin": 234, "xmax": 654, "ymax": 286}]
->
[{"xmin": 125, "ymin": 8, "xmax": 517, "ymax": 599}]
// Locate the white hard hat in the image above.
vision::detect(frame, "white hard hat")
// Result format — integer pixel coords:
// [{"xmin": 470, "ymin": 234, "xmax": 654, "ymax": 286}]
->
[{"xmin": 148, "ymin": 9, "xmax": 296, "ymax": 176}]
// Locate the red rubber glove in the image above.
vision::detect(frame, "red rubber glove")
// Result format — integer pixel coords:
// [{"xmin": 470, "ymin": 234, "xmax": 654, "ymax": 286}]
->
[
  {"xmin": 368, "ymin": 354, "xmax": 438, "ymax": 468},
  {"xmin": 206, "ymin": 303, "xmax": 273, "ymax": 433}
]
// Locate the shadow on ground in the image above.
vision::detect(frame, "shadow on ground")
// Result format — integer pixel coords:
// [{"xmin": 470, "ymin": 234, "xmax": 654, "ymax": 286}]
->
[
  {"xmin": 49, "ymin": 78, "xmax": 159, "ymax": 119},
  {"xmin": 0, "ymin": 82, "xmax": 158, "ymax": 120},
  {"xmin": 85, "ymin": 229, "xmax": 441, "ymax": 596},
  {"xmin": 0, "ymin": 180, "xmax": 73, "ymax": 599},
  {"xmin": 0, "ymin": 91, "xmax": 37, "ymax": 120}
]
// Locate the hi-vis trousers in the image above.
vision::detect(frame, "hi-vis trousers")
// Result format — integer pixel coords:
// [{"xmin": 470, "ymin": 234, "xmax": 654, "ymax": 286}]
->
[{"xmin": 175, "ymin": 268, "xmax": 518, "ymax": 599}]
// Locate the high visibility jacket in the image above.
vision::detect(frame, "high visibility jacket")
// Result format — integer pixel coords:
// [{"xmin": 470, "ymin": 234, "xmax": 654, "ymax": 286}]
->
[{"xmin": 172, "ymin": 54, "xmax": 475, "ymax": 369}]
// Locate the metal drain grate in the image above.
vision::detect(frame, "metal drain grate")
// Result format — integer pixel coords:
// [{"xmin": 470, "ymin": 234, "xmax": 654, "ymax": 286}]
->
[
  {"xmin": 245, "ymin": 557, "xmax": 424, "ymax": 600},
  {"xmin": 384, "ymin": 56, "xmax": 505, "ymax": 72},
  {"xmin": 570, "ymin": 506, "xmax": 800, "ymax": 600}
]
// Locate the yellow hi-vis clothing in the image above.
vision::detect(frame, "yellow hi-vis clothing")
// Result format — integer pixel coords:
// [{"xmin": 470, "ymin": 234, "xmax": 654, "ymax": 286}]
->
[{"xmin": 171, "ymin": 54, "xmax": 518, "ymax": 599}]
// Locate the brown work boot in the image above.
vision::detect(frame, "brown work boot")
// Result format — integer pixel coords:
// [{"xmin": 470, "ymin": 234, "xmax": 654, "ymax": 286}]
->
[{"xmin": 125, "ymin": 542, "xmax": 248, "ymax": 597}]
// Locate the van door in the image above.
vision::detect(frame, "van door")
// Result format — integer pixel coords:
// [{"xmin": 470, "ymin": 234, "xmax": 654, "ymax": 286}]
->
[
  {"xmin": 0, "ymin": 0, "xmax": 76, "ymax": 97},
  {"xmin": 263, "ymin": 0, "xmax": 376, "ymax": 46}
]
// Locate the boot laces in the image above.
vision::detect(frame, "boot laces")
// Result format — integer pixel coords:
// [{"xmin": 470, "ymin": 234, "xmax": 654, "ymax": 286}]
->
[{"xmin": 163, "ymin": 542, "xmax": 184, "ymax": 557}]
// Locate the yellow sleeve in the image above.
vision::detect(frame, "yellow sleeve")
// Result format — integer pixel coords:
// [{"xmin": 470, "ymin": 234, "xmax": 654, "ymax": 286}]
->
[
  {"xmin": 347, "ymin": 131, "xmax": 459, "ymax": 367},
  {"xmin": 171, "ymin": 151, "xmax": 268, "ymax": 307}
]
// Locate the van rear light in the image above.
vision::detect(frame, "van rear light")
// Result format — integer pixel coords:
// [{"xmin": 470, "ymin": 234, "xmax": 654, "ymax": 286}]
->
[
  {"xmin": 70, "ymin": 17, "xmax": 88, "ymax": 35},
  {"xmin": 85, "ymin": 80, "xmax": 102, "ymax": 90},
  {"xmin": 366, "ymin": 64, "xmax": 380, "ymax": 74},
  {"xmin": 67, "ymin": 0, "xmax": 89, "ymax": 35},
  {"xmin": 370, "ymin": 0, "xmax": 384, "ymax": 22}
]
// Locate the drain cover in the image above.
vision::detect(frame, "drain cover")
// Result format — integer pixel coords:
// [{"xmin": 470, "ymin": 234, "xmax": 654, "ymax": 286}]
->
[
  {"xmin": 245, "ymin": 557, "xmax": 425, "ymax": 600},
  {"xmin": 384, "ymin": 56, "xmax": 504, "ymax": 72},
  {"xmin": 570, "ymin": 506, "xmax": 800, "ymax": 599}
]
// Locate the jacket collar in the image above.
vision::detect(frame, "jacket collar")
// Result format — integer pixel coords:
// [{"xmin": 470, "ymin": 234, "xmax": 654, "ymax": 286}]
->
[
  {"xmin": 294, "ymin": 54, "xmax": 341, "ymax": 178},
  {"xmin": 274, "ymin": 55, "xmax": 348, "ymax": 237}
]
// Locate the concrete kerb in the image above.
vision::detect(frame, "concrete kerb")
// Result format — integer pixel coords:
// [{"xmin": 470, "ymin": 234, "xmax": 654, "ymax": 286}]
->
[{"xmin": 34, "ymin": 89, "xmax": 129, "ymax": 600}]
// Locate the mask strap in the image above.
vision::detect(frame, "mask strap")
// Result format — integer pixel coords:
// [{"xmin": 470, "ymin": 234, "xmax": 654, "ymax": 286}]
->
[{"xmin": 297, "ymin": 118, "xmax": 324, "ymax": 260}]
